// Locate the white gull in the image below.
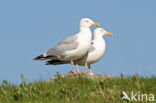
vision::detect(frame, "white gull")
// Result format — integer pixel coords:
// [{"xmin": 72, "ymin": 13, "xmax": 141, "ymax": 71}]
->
[
  {"xmin": 33, "ymin": 18, "xmax": 99, "ymax": 73},
  {"xmin": 46, "ymin": 28, "xmax": 112, "ymax": 74}
]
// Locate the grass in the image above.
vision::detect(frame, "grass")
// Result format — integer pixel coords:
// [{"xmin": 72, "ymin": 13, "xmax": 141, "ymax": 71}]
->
[{"xmin": 0, "ymin": 73, "xmax": 156, "ymax": 103}]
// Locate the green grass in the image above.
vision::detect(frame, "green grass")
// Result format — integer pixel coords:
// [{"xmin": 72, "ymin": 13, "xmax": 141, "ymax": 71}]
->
[{"xmin": 0, "ymin": 73, "xmax": 156, "ymax": 103}]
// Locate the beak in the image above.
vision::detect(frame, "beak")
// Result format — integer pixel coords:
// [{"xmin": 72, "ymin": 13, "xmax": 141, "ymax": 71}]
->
[
  {"xmin": 92, "ymin": 22, "xmax": 100, "ymax": 26},
  {"xmin": 105, "ymin": 32, "xmax": 113, "ymax": 36}
]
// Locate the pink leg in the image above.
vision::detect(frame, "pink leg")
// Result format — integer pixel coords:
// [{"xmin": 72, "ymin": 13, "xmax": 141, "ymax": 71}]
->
[
  {"xmin": 71, "ymin": 60, "xmax": 76, "ymax": 73},
  {"xmin": 84, "ymin": 63, "xmax": 88, "ymax": 73},
  {"xmin": 76, "ymin": 64, "xmax": 80, "ymax": 73}
]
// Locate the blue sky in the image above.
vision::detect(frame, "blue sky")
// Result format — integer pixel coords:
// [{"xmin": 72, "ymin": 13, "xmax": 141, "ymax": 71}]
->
[{"xmin": 0, "ymin": 0, "xmax": 156, "ymax": 84}]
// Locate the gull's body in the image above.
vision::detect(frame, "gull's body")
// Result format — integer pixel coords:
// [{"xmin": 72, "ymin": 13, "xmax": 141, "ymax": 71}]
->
[
  {"xmin": 33, "ymin": 18, "xmax": 99, "ymax": 73},
  {"xmin": 44, "ymin": 27, "xmax": 92, "ymax": 61},
  {"xmin": 46, "ymin": 28, "xmax": 112, "ymax": 74},
  {"xmin": 75, "ymin": 32, "xmax": 106, "ymax": 66}
]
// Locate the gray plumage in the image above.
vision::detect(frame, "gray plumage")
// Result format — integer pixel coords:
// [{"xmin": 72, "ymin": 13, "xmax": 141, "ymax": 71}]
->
[
  {"xmin": 45, "ymin": 35, "xmax": 78, "ymax": 57},
  {"xmin": 33, "ymin": 35, "xmax": 79, "ymax": 60},
  {"xmin": 45, "ymin": 41, "xmax": 96, "ymax": 65},
  {"xmin": 58, "ymin": 35, "xmax": 77, "ymax": 44},
  {"xmin": 33, "ymin": 18, "xmax": 97, "ymax": 63}
]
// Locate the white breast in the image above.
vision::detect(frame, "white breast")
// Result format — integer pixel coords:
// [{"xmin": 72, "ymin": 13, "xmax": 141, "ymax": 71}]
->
[{"xmin": 76, "ymin": 37, "xmax": 106, "ymax": 65}]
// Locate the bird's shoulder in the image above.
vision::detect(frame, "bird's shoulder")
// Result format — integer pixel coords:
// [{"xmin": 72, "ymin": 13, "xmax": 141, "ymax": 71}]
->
[{"xmin": 89, "ymin": 41, "xmax": 96, "ymax": 53}]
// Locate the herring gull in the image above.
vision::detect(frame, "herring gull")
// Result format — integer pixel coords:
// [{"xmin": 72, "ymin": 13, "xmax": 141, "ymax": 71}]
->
[
  {"xmin": 33, "ymin": 18, "xmax": 99, "ymax": 73},
  {"xmin": 46, "ymin": 28, "xmax": 112, "ymax": 74}
]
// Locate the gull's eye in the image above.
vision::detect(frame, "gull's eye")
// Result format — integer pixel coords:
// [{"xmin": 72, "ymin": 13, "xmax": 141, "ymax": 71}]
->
[
  {"xmin": 86, "ymin": 20, "xmax": 89, "ymax": 22},
  {"xmin": 101, "ymin": 30, "xmax": 104, "ymax": 32}
]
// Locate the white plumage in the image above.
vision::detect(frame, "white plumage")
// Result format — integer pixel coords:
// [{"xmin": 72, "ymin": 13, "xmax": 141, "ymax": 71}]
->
[
  {"xmin": 46, "ymin": 28, "xmax": 112, "ymax": 74},
  {"xmin": 33, "ymin": 18, "xmax": 99, "ymax": 73}
]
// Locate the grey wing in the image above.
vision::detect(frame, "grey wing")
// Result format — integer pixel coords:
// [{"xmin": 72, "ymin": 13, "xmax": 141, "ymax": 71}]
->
[
  {"xmin": 59, "ymin": 35, "xmax": 77, "ymax": 44},
  {"xmin": 45, "ymin": 35, "xmax": 78, "ymax": 56},
  {"xmin": 88, "ymin": 41, "xmax": 95, "ymax": 53}
]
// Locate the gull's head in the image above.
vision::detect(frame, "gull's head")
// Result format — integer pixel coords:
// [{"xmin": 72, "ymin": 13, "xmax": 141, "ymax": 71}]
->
[
  {"xmin": 94, "ymin": 28, "xmax": 113, "ymax": 37},
  {"xmin": 79, "ymin": 18, "xmax": 100, "ymax": 28}
]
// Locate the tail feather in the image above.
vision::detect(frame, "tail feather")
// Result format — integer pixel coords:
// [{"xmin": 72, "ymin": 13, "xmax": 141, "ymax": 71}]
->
[
  {"xmin": 45, "ymin": 59, "xmax": 69, "ymax": 65},
  {"xmin": 33, "ymin": 54, "xmax": 47, "ymax": 60}
]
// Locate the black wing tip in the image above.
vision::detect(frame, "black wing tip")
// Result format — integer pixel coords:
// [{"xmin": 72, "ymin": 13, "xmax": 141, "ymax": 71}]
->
[
  {"xmin": 33, "ymin": 54, "xmax": 44, "ymax": 60},
  {"xmin": 45, "ymin": 59, "xmax": 60, "ymax": 65},
  {"xmin": 45, "ymin": 59, "xmax": 67, "ymax": 65}
]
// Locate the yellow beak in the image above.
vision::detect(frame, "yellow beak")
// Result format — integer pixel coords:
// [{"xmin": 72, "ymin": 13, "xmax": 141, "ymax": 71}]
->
[
  {"xmin": 92, "ymin": 22, "xmax": 100, "ymax": 26},
  {"xmin": 105, "ymin": 32, "xmax": 113, "ymax": 36}
]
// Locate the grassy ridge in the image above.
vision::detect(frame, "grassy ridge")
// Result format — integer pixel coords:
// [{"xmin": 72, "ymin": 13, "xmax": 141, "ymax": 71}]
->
[{"xmin": 0, "ymin": 73, "xmax": 156, "ymax": 103}]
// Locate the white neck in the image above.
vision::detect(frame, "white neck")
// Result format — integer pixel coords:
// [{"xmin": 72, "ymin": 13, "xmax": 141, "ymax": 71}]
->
[
  {"xmin": 76, "ymin": 27, "xmax": 91, "ymax": 36},
  {"xmin": 80, "ymin": 27, "xmax": 90, "ymax": 31},
  {"xmin": 94, "ymin": 35, "xmax": 105, "ymax": 46},
  {"xmin": 94, "ymin": 35, "xmax": 103, "ymax": 40}
]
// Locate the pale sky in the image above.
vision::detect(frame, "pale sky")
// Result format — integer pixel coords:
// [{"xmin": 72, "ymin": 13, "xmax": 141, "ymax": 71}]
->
[{"xmin": 0, "ymin": 0, "xmax": 156, "ymax": 84}]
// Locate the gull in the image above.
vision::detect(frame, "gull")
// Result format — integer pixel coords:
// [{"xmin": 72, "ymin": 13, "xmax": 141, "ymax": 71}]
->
[
  {"xmin": 33, "ymin": 18, "xmax": 99, "ymax": 73},
  {"xmin": 46, "ymin": 28, "xmax": 112, "ymax": 74}
]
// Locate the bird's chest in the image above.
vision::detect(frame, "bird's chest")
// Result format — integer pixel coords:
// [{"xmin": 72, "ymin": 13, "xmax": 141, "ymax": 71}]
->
[
  {"xmin": 77, "ymin": 36, "xmax": 91, "ymax": 54},
  {"xmin": 87, "ymin": 42, "xmax": 105, "ymax": 64}
]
